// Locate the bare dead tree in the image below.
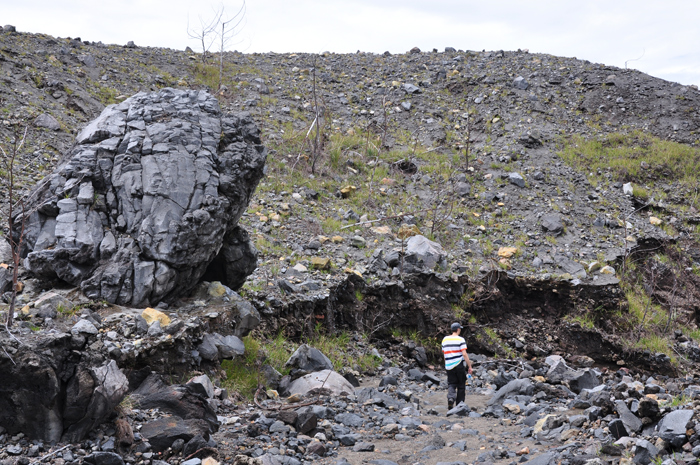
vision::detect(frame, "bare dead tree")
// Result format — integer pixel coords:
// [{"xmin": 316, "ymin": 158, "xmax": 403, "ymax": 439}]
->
[
  {"xmin": 187, "ymin": 6, "xmax": 223, "ymax": 64},
  {"xmin": 310, "ymin": 55, "xmax": 323, "ymax": 175},
  {"xmin": 1, "ymin": 126, "xmax": 28, "ymax": 329},
  {"xmin": 217, "ymin": 1, "xmax": 246, "ymax": 90}
]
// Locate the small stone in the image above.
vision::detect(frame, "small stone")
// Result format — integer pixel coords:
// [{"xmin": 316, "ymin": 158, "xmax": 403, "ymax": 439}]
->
[
  {"xmin": 353, "ymin": 442, "xmax": 376, "ymax": 452},
  {"xmin": 71, "ymin": 319, "xmax": 98, "ymax": 335},
  {"xmin": 340, "ymin": 186, "xmax": 357, "ymax": 198},
  {"xmin": 649, "ymin": 217, "xmax": 662, "ymax": 225},
  {"xmin": 311, "ymin": 257, "xmax": 332, "ymax": 270},
  {"xmin": 512, "ymin": 76, "xmax": 529, "ymax": 90},
  {"xmin": 600, "ymin": 266, "xmax": 615, "ymax": 275},
  {"xmin": 34, "ymin": 113, "xmax": 61, "ymax": 131},
  {"xmin": 142, "ymin": 307, "xmax": 171, "ymax": 327},
  {"xmin": 498, "ymin": 247, "xmax": 518, "ymax": 258},
  {"xmin": 508, "ymin": 172, "xmax": 526, "ymax": 187}
]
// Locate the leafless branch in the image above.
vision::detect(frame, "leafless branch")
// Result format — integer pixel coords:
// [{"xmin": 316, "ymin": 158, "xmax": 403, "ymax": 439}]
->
[{"xmin": 187, "ymin": 6, "xmax": 223, "ymax": 64}]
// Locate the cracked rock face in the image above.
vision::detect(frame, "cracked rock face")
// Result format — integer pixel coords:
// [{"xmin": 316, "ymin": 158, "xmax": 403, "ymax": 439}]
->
[{"xmin": 17, "ymin": 88, "xmax": 266, "ymax": 306}]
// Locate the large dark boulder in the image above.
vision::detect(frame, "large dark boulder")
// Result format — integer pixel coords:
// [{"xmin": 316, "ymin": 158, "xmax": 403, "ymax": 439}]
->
[
  {"xmin": 0, "ymin": 342, "xmax": 128, "ymax": 443},
  {"xmin": 15, "ymin": 88, "xmax": 266, "ymax": 306},
  {"xmin": 131, "ymin": 373, "xmax": 219, "ymax": 433}
]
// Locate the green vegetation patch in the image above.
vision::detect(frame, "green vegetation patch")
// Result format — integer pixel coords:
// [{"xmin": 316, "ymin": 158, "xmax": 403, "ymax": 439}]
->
[
  {"xmin": 221, "ymin": 330, "xmax": 380, "ymax": 399},
  {"xmin": 559, "ymin": 131, "xmax": 700, "ymax": 207}
]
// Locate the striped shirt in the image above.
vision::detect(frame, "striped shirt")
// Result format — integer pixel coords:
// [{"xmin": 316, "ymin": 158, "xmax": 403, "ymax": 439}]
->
[{"xmin": 442, "ymin": 335, "xmax": 467, "ymax": 370}]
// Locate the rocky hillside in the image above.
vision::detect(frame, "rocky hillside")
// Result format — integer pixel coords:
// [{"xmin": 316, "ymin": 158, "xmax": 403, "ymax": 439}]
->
[{"xmin": 1, "ymin": 27, "xmax": 700, "ymax": 371}]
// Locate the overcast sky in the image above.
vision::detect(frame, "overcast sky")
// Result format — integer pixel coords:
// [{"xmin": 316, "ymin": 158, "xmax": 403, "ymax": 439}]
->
[{"xmin": 3, "ymin": 0, "xmax": 699, "ymax": 86}]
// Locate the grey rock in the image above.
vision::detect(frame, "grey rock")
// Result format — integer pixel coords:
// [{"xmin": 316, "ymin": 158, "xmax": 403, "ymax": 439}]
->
[
  {"xmin": 288, "ymin": 370, "xmax": 355, "ymax": 397},
  {"xmin": 78, "ymin": 54, "xmax": 98, "ymax": 68},
  {"xmin": 608, "ymin": 418, "xmax": 628, "ymax": 440},
  {"xmin": 131, "ymin": 373, "xmax": 219, "ymax": 434},
  {"xmin": 404, "ymin": 235, "xmax": 446, "ymax": 270},
  {"xmin": 279, "ymin": 279, "xmax": 301, "ymax": 293},
  {"xmin": 657, "ymin": 409, "xmax": 694, "ymax": 448},
  {"xmin": 262, "ymin": 364, "xmax": 282, "ymax": 390},
  {"xmin": 403, "ymin": 84, "xmax": 421, "ymax": 94},
  {"xmin": 0, "ymin": 267, "xmax": 10, "ymax": 294},
  {"xmin": 523, "ymin": 452, "xmax": 557, "ymax": 465},
  {"xmin": 140, "ymin": 416, "xmax": 210, "ymax": 453},
  {"xmin": 84, "ymin": 452, "xmax": 125, "ymax": 465},
  {"xmin": 339, "ymin": 434, "xmax": 360, "ymax": 445},
  {"xmin": 0, "ymin": 239, "xmax": 11, "ymax": 264},
  {"xmin": 508, "ymin": 172, "xmax": 526, "ymax": 187},
  {"xmin": 214, "ymin": 334, "xmax": 245, "ymax": 359},
  {"xmin": 447, "ymin": 402, "xmax": 470, "ymax": 417},
  {"xmin": 18, "ymin": 89, "xmax": 266, "ymax": 306},
  {"xmin": 455, "ymin": 181, "xmax": 471, "ymax": 197},
  {"xmin": 197, "ymin": 334, "xmax": 220, "ymax": 361},
  {"xmin": 353, "ymin": 442, "xmax": 375, "ymax": 452},
  {"xmin": 541, "ymin": 214, "xmax": 564, "ymax": 235},
  {"xmin": 285, "ymin": 344, "xmax": 333, "ymax": 372},
  {"xmin": 568, "ymin": 369, "xmax": 601, "ymax": 394},
  {"xmin": 615, "ymin": 400, "xmax": 642, "ymax": 434},
  {"xmin": 147, "ymin": 320, "xmax": 163, "ymax": 337},
  {"xmin": 187, "ymin": 375, "xmax": 215, "ymax": 399},
  {"xmin": 34, "ymin": 113, "xmax": 61, "ymax": 131},
  {"xmin": 308, "ymin": 441, "xmax": 327, "ymax": 455},
  {"xmin": 637, "ymin": 397, "xmax": 660, "ymax": 419},
  {"xmin": 230, "ymin": 291, "xmax": 261, "ymax": 337},
  {"xmin": 62, "ymin": 360, "xmax": 129, "ymax": 442},
  {"xmin": 335, "ymin": 412, "xmax": 365, "ymax": 427},
  {"xmin": 633, "ymin": 439, "xmax": 659, "ymax": 465},
  {"xmin": 71, "ymin": 318, "xmax": 98, "ymax": 335},
  {"xmin": 269, "ymin": 420, "xmax": 290, "ymax": 433},
  {"xmin": 295, "ymin": 411, "xmax": 317, "ymax": 434},
  {"xmin": 488, "ymin": 378, "xmax": 533, "ymax": 405},
  {"xmin": 6, "ymin": 444, "xmax": 22, "ymax": 455},
  {"xmin": 512, "ymin": 76, "xmax": 529, "ymax": 90},
  {"xmin": 3, "ymin": 25, "xmax": 17, "ymax": 32}
]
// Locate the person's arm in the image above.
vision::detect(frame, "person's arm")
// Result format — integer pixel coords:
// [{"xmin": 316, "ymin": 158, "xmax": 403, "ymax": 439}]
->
[{"xmin": 461, "ymin": 348, "xmax": 473, "ymax": 374}]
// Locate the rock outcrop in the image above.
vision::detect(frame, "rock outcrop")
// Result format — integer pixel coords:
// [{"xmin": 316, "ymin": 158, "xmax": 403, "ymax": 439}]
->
[
  {"xmin": 0, "ymin": 343, "xmax": 128, "ymax": 443},
  {"xmin": 15, "ymin": 88, "xmax": 266, "ymax": 306}
]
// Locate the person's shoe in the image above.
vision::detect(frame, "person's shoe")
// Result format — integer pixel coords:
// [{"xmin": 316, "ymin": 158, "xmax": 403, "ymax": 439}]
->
[{"xmin": 448, "ymin": 399, "xmax": 454, "ymax": 410}]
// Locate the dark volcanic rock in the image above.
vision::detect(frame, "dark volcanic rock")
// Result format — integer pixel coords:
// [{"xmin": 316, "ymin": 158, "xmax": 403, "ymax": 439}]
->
[
  {"xmin": 131, "ymin": 373, "xmax": 219, "ymax": 433},
  {"xmin": 0, "ymin": 347, "xmax": 128, "ymax": 443},
  {"xmin": 16, "ymin": 88, "xmax": 266, "ymax": 306},
  {"xmin": 140, "ymin": 416, "xmax": 211, "ymax": 452},
  {"xmin": 285, "ymin": 344, "xmax": 333, "ymax": 373}
]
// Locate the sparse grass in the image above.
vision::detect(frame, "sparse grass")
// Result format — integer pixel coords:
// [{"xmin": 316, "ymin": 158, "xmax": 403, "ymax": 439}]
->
[
  {"xmin": 564, "ymin": 313, "xmax": 595, "ymax": 330},
  {"xmin": 559, "ymin": 131, "xmax": 700, "ymax": 208},
  {"xmin": 664, "ymin": 394, "xmax": 691, "ymax": 407},
  {"xmin": 634, "ymin": 335, "xmax": 676, "ymax": 364},
  {"xmin": 632, "ymin": 185, "xmax": 649, "ymax": 201},
  {"xmin": 221, "ymin": 329, "xmax": 381, "ymax": 400}
]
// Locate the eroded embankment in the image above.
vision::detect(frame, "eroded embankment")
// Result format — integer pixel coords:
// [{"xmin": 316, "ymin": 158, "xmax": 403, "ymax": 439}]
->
[{"xmin": 249, "ymin": 266, "xmax": 678, "ymax": 375}]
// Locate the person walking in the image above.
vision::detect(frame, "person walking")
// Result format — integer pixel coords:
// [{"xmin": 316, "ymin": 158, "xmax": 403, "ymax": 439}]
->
[{"xmin": 442, "ymin": 322, "xmax": 473, "ymax": 410}]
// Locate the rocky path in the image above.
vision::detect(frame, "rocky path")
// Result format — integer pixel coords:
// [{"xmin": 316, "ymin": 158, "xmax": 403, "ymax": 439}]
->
[{"xmin": 3, "ymin": 348, "xmax": 700, "ymax": 465}]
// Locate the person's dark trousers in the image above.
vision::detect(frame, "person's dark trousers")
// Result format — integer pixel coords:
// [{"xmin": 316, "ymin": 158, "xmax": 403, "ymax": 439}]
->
[{"xmin": 447, "ymin": 363, "xmax": 467, "ymax": 406}]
